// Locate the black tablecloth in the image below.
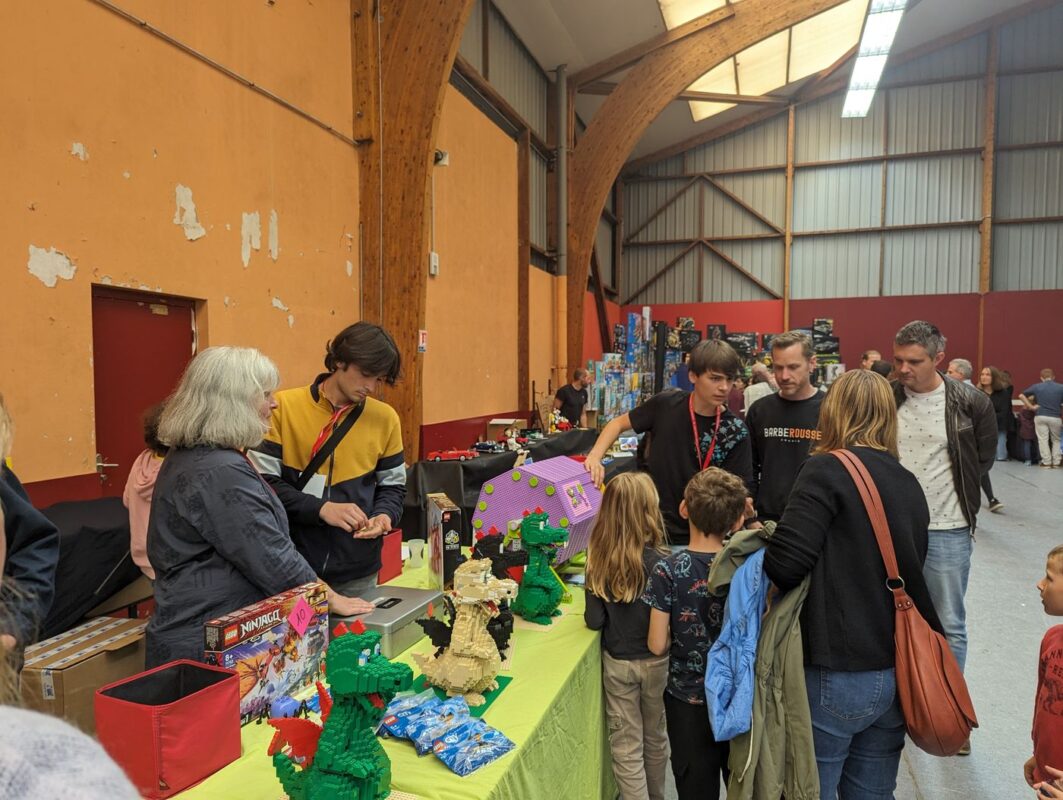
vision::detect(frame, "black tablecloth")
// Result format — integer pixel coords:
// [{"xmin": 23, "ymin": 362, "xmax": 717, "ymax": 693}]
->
[
  {"xmin": 40, "ymin": 497, "xmax": 141, "ymax": 638},
  {"xmin": 398, "ymin": 429, "xmax": 634, "ymax": 543}
]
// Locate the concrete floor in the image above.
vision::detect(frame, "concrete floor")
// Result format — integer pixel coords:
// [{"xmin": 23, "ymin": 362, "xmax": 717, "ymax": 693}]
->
[{"xmin": 658, "ymin": 459, "xmax": 1062, "ymax": 800}]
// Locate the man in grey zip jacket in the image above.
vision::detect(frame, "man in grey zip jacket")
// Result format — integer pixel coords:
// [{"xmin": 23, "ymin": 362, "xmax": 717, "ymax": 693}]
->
[{"xmin": 892, "ymin": 321, "xmax": 996, "ymax": 696}]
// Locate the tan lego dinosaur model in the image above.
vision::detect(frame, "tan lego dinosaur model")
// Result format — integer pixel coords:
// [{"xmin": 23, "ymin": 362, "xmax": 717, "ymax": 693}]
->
[{"xmin": 413, "ymin": 558, "xmax": 518, "ymax": 706}]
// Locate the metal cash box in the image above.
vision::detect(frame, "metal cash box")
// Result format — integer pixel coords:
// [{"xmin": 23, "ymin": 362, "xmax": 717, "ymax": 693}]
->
[{"xmin": 333, "ymin": 585, "xmax": 443, "ymax": 658}]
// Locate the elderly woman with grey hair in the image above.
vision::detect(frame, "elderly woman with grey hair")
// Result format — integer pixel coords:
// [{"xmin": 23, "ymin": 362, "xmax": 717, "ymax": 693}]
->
[{"xmin": 145, "ymin": 346, "xmax": 365, "ymax": 668}]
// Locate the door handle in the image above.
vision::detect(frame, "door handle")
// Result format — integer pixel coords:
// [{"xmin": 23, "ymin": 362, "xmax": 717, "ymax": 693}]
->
[{"xmin": 95, "ymin": 454, "xmax": 120, "ymax": 471}]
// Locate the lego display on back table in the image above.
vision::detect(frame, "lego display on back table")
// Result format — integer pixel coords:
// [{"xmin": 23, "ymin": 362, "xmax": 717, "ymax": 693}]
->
[
  {"xmin": 269, "ymin": 620, "xmax": 413, "ymax": 800},
  {"xmin": 203, "ymin": 582, "xmax": 328, "ymax": 724},
  {"xmin": 511, "ymin": 508, "xmax": 570, "ymax": 625},
  {"xmin": 413, "ymin": 558, "xmax": 518, "ymax": 706},
  {"xmin": 426, "ymin": 492, "xmax": 463, "ymax": 589},
  {"xmin": 470, "ymin": 455, "xmax": 601, "ymax": 565}
]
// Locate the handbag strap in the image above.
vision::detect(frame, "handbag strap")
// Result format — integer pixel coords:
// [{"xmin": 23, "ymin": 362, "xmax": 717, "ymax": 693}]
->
[
  {"xmin": 830, "ymin": 450, "xmax": 907, "ymax": 601},
  {"xmin": 294, "ymin": 403, "xmax": 365, "ymax": 491}
]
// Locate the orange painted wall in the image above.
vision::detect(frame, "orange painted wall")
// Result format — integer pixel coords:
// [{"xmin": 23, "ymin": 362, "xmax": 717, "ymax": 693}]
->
[
  {"xmin": 529, "ymin": 267, "xmax": 561, "ymax": 399},
  {"xmin": 423, "ymin": 86, "xmax": 519, "ymax": 425},
  {"xmin": 0, "ymin": 1, "xmax": 361, "ymax": 482}
]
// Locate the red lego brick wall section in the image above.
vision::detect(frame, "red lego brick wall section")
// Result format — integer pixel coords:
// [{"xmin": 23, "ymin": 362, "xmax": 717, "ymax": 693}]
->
[
  {"xmin": 983, "ymin": 289, "xmax": 1063, "ymax": 390},
  {"xmin": 790, "ymin": 294, "xmax": 981, "ymax": 372}
]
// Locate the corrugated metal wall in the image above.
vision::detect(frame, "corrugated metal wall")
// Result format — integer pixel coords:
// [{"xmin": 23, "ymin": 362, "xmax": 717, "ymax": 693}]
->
[
  {"xmin": 621, "ymin": 3, "xmax": 1063, "ymax": 303},
  {"xmin": 530, "ymin": 149, "xmax": 549, "ymax": 252},
  {"xmin": 458, "ymin": 0, "xmax": 484, "ymax": 73},
  {"xmin": 487, "ymin": 5, "xmax": 548, "ymax": 140}
]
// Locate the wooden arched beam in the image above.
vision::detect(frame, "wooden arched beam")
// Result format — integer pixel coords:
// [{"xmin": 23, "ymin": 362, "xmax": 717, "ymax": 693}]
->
[
  {"xmin": 566, "ymin": 0, "xmax": 848, "ymax": 369},
  {"xmin": 355, "ymin": 0, "xmax": 476, "ymax": 461}
]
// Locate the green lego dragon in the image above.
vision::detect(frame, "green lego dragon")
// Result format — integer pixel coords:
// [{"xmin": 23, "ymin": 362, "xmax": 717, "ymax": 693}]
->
[
  {"xmin": 268, "ymin": 620, "xmax": 413, "ymax": 800},
  {"xmin": 510, "ymin": 507, "xmax": 570, "ymax": 626}
]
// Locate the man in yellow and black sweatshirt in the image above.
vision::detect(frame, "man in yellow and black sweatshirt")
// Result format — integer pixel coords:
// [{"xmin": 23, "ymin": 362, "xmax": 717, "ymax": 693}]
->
[{"xmin": 250, "ymin": 322, "xmax": 405, "ymax": 608}]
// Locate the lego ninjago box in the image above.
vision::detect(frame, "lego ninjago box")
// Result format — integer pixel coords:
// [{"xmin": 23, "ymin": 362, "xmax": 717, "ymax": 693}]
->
[{"xmin": 203, "ymin": 582, "xmax": 328, "ymax": 724}]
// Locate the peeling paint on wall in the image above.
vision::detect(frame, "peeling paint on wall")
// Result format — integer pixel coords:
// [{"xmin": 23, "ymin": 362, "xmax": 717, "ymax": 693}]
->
[
  {"xmin": 287, "ymin": 314, "xmax": 295, "ymax": 328},
  {"xmin": 70, "ymin": 142, "xmax": 89, "ymax": 161},
  {"xmin": 241, "ymin": 211, "xmax": 261, "ymax": 267},
  {"xmin": 223, "ymin": 295, "xmax": 231, "ymax": 308},
  {"xmin": 27, "ymin": 245, "xmax": 77, "ymax": 287},
  {"xmin": 346, "ymin": 260, "xmax": 353, "ymax": 277},
  {"xmin": 100, "ymin": 275, "xmax": 113, "ymax": 285},
  {"xmin": 122, "ymin": 171, "xmax": 131, "ymax": 179},
  {"xmin": 271, "ymin": 296, "xmax": 289, "ymax": 312},
  {"xmin": 173, "ymin": 184, "xmax": 206, "ymax": 241},
  {"xmin": 268, "ymin": 209, "xmax": 279, "ymax": 260}
]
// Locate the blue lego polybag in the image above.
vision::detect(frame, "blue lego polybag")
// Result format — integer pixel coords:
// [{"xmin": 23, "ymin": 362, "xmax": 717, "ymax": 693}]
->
[
  {"xmin": 379, "ymin": 693, "xmax": 442, "ymax": 739},
  {"xmin": 431, "ymin": 719, "xmax": 515, "ymax": 776},
  {"xmin": 407, "ymin": 697, "xmax": 471, "ymax": 755},
  {"xmin": 377, "ymin": 689, "xmax": 437, "ymax": 737}
]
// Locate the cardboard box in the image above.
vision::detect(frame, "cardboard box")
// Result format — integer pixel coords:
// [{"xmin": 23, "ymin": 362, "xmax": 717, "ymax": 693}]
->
[
  {"xmin": 486, "ymin": 417, "xmax": 527, "ymax": 443},
  {"xmin": 21, "ymin": 616, "xmax": 147, "ymax": 734},
  {"xmin": 203, "ymin": 582, "xmax": 328, "ymax": 724},
  {"xmin": 426, "ymin": 492, "xmax": 462, "ymax": 589}
]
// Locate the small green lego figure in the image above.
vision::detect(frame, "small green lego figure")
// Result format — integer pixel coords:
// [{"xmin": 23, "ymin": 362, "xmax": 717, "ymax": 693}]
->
[
  {"xmin": 269, "ymin": 620, "xmax": 413, "ymax": 800},
  {"xmin": 511, "ymin": 508, "xmax": 569, "ymax": 625}
]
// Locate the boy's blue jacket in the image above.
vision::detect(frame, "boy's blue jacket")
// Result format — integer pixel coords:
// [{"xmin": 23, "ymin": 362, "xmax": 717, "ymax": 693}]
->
[{"xmin": 705, "ymin": 548, "xmax": 768, "ymax": 741}]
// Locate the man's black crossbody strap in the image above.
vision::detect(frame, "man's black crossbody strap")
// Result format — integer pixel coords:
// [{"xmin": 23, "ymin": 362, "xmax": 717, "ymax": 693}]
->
[{"xmin": 294, "ymin": 404, "xmax": 365, "ymax": 490}]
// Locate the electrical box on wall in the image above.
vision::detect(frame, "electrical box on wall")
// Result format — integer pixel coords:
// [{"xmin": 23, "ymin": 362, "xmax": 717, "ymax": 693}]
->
[{"xmin": 429, "ymin": 251, "xmax": 440, "ymax": 277}]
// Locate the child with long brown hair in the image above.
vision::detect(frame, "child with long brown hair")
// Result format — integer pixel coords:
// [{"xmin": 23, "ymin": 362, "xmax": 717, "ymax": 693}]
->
[{"xmin": 584, "ymin": 471, "xmax": 670, "ymax": 800}]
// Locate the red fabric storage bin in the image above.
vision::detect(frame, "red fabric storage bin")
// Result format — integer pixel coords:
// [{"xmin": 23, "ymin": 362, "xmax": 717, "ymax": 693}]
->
[{"xmin": 95, "ymin": 659, "xmax": 241, "ymax": 798}]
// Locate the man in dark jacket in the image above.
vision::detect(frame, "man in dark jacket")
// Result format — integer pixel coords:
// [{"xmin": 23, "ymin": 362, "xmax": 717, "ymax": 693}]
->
[
  {"xmin": 1, "ymin": 466, "xmax": 60, "ymax": 648},
  {"xmin": 892, "ymin": 321, "xmax": 995, "ymax": 754}
]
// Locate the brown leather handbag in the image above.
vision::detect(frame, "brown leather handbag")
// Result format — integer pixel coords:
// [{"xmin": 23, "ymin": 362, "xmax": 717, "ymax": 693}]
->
[{"xmin": 831, "ymin": 449, "xmax": 978, "ymax": 757}]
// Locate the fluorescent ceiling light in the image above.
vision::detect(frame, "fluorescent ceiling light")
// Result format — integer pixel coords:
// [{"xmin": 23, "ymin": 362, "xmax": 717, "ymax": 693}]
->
[{"xmin": 842, "ymin": 0, "xmax": 907, "ymax": 118}]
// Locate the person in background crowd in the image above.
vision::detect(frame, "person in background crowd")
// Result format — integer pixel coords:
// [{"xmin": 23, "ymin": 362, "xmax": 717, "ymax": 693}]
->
[
  {"xmin": 555, "ymin": 368, "xmax": 592, "ymax": 428},
  {"xmin": 1019, "ymin": 401, "xmax": 1039, "ymax": 466},
  {"xmin": 585, "ymin": 472, "xmax": 671, "ymax": 800},
  {"xmin": 765, "ymin": 369, "xmax": 943, "ymax": 797},
  {"xmin": 145, "ymin": 347, "xmax": 367, "ymax": 668},
  {"xmin": 746, "ymin": 331, "xmax": 823, "ymax": 522},
  {"xmin": 892, "ymin": 322, "xmax": 995, "ymax": 755},
  {"xmin": 975, "ymin": 366, "xmax": 1010, "ymax": 513},
  {"xmin": 250, "ymin": 322, "xmax": 406, "ymax": 603},
  {"xmin": 743, "ymin": 362, "xmax": 776, "ymax": 414},
  {"xmin": 0, "ymin": 423, "xmax": 139, "ymax": 798},
  {"xmin": 1021, "ymin": 369, "xmax": 1063, "ymax": 468},
  {"xmin": 645, "ymin": 467, "xmax": 746, "ymax": 800},
  {"xmin": 870, "ymin": 360, "xmax": 893, "ymax": 379},
  {"xmin": 585, "ymin": 340, "xmax": 753, "ymax": 548},
  {"xmin": 947, "ymin": 358, "xmax": 974, "ymax": 385},
  {"xmin": 0, "ymin": 395, "xmax": 58, "ymax": 651},
  {"xmin": 123, "ymin": 404, "xmax": 168, "ymax": 581},
  {"xmin": 860, "ymin": 349, "xmax": 882, "ymax": 370},
  {"xmin": 728, "ymin": 375, "xmax": 747, "ymax": 417},
  {"xmin": 674, "ymin": 353, "xmax": 695, "ymax": 392}
]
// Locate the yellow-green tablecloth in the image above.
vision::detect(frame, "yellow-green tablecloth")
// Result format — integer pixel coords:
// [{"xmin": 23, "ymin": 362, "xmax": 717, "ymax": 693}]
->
[{"xmin": 179, "ymin": 567, "xmax": 616, "ymax": 800}]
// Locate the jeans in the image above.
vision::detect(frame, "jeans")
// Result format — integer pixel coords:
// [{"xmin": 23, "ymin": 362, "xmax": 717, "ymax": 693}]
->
[
  {"xmin": 602, "ymin": 652, "xmax": 670, "ymax": 800},
  {"xmin": 996, "ymin": 430, "xmax": 1008, "ymax": 461},
  {"xmin": 923, "ymin": 527, "xmax": 973, "ymax": 671},
  {"xmin": 805, "ymin": 666, "xmax": 906, "ymax": 799}
]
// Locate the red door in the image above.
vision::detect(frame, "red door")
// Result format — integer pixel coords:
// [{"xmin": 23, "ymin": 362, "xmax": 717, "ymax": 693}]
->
[{"xmin": 91, "ymin": 288, "xmax": 196, "ymax": 497}]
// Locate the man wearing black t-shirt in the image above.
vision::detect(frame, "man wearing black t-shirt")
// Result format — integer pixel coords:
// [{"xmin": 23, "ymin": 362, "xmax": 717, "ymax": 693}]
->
[
  {"xmin": 554, "ymin": 369, "xmax": 592, "ymax": 427},
  {"xmin": 745, "ymin": 331, "xmax": 823, "ymax": 521},
  {"xmin": 585, "ymin": 340, "xmax": 753, "ymax": 546}
]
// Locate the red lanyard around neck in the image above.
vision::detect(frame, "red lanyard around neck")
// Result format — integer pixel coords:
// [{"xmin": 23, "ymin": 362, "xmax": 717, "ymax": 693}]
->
[{"xmin": 689, "ymin": 394, "xmax": 723, "ymax": 470}]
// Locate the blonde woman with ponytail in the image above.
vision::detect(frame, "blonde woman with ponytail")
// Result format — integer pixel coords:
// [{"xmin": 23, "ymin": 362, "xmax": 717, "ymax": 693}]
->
[{"xmin": 584, "ymin": 471, "xmax": 670, "ymax": 800}]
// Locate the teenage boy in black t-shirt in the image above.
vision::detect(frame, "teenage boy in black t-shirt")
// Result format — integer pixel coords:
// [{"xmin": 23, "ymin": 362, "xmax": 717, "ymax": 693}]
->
[
  {"xmin": 585, "ymin": 340, "xmax": 753, "ymax": 546},
  {"xmin": 745, "ymin": 330, "xmax": 824, "ymax": 522},
  {"xmin": 554, "ymin": 369, "xmax": 592, "ymax": 427}
]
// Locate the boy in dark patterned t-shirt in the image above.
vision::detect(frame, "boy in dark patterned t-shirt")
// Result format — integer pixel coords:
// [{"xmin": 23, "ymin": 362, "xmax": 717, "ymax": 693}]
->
[{"xmin": 644, "ymin": 467, "xmax": 748, "ymax": 800}]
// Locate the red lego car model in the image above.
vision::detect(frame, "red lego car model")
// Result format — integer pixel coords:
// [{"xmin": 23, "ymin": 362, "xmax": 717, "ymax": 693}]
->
[{"xmin": 426, "ymin": 449, "xmax": 478, "ymax": 462}]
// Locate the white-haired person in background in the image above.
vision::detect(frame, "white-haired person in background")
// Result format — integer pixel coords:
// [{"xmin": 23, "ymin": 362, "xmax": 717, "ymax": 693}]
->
[{"xmin": 144, "ymin": 347, "xmax": 366, "ymax": 668}]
